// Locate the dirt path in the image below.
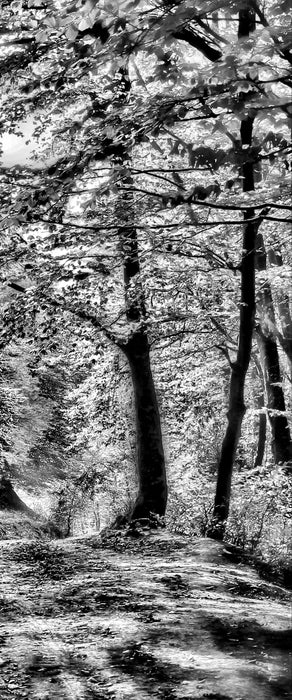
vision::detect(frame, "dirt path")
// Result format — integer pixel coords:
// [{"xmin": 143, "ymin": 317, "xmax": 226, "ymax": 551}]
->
[{"xmin": 0, "ymin": 532, "xmax": 291, "ymax": 699}]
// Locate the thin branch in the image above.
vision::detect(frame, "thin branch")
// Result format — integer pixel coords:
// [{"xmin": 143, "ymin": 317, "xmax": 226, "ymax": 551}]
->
[
  {"xmin": 209, "ymin": 315, "xmax": 237, "ymax": 348},
  {"xmin": 215, "ymin": 344, "xmax": 233, "ymax": 367},
  {"xmin": 173, "ymin": 26, "xmax": 221, "ymax": 62},
  {"xmin": 118, "ymin": 187, "xmax": 292, "ymax": 212}
]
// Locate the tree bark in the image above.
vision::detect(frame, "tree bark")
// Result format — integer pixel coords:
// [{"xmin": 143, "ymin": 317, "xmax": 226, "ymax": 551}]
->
[
  {"xmin": 254, "ymin": 407, "xmax": 267, "ymax": 468},
  {"xmin": 256, "ymin": 329, "xmax": 292, "ymax": 466},
  {"xmin": 255, "ymin": 233, "xmax": 292, "ymax": 466},
  {"xmin": 119, "ymin": 208, "xmax": 167, "ymax": 519},
  {"xmin": 124, "ymin": 332, "xmax": 167, "ymax": 519},
  {"xmin": 115, "ymin": 67, "xmax": 167, "ymax": 521},
  {"xmin": 209, "ymin": 216, "xmax": 257, "ymax": 536},
  {"xmin": 252, "ymin": 362, "xmax": 267, "ymax": 468},
  {"xmin": 267, "ymin": 246, "xmax": 292, "ymax": 366},
  {"xmin": 208, "ymin": 8, "xmax": 257, "ymax": 539}
]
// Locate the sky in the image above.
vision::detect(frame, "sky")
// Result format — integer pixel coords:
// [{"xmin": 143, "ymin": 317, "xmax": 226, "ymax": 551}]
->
[
  {"xmin": 1, "ymin": 117, "xmax": 49, "ymax": 168},
  {"xmin": 2, "ymin": 131, "xmax": 32, "ymax": 166}
]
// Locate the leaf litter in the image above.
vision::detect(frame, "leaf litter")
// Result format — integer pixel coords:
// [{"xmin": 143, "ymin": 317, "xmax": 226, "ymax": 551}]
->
[{"xmin": 0, "ymin": 531, "xmax": 291, "ymax": 700}]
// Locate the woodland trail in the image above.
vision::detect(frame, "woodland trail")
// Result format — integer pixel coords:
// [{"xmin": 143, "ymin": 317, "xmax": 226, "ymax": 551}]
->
[{"xmin": 0, "ymin": 532, "xmax": 291, "ymax": 700}]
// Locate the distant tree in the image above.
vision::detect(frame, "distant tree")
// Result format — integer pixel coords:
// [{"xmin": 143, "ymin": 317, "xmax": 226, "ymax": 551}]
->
[
  {"xmin": 255, "ymin": 233, "xmax": 292, "ymax": 466},
  {"xmin": 267, "ymin": 243, "xmax": 292, "ymax": 369}
]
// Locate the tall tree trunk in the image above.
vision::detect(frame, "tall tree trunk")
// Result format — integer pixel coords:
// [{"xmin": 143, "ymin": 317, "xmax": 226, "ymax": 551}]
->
[
  {"xmin": 119, "ymin": 204, "xmax": 167, "ymax": 519},
  {"xmin": 252, "ymin": 363, "xmax": 267, "ymax": 468},
  {"xmin": 208, "ymin": 8, "xmax": 257, "ymax": 539},
  {"xmin": 209, "ymin": 215, "xmax": 257, "ymax": 535},
  {"xmin": 256, "ymin": 329, "xmax": 292, "ymax": 466},
  {"xmin": 124, "ymin": 332, "xmax": 167, "ymax": 519},
  {"xmin": 268, "ymin": 246, "xmax": 292, "ymax": 366},
  {"xmin": 256, "ymin": 235, "xmax": 292, "ymax": 466},
  {"xmin": 254, "ymin": 406, "xmax": 267, "ymax": 468},
  {"xmin": 115, "ymin": 68, "xmax": 167, "ymax": 520}
]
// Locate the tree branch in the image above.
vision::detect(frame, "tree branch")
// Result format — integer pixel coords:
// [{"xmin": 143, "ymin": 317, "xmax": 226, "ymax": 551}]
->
[
  {"xmin": 6, "ymin": 282, "xmax": 124, "ymax": 348},
  {"xmin": 173, "ymin": 27, "xmax": 221, "ymax": 62}
]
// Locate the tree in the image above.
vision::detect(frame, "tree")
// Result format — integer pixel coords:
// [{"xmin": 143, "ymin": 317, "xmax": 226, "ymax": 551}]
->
[
  {"xmin": 267, "ymin": 244, "xmax": 292, "ymax": 369},
  {"xmin": 255, "ymin": 233, "xmax": 292, "ymax": 466},
  {"xmin": 204, "ymin": 8, "xmax": 257, "ymax": 536},
  {"xmin": 110, "ymin": 67, "xmax": 167, "ymax": 519},
  {"xmin": 252, "ymin": 360, "xmax": 267, "ymax": 469}
]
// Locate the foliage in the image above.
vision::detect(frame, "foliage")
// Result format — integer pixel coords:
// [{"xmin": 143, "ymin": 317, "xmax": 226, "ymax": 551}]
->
[{"xmin": 227, "ymin": 466, "xmax": 291, "ymax": 550}]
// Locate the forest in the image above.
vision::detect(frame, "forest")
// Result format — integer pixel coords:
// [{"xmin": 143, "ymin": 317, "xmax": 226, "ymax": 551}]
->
[
  {"xmin": 0, "ymin": 0, "xmax": 291, "ymax": 574},
  {"xmin": 0, "ymin": 2, "xmax": 292, "ymax": 699}
]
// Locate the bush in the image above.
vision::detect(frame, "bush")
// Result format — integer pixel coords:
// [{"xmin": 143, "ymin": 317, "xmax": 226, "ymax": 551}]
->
[{"xmin": 225, "ymin": 465, "xmax": 291, "ymax": 584}]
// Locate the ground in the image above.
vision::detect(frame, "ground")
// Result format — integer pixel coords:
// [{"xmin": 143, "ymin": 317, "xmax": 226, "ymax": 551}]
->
[{"xmin": 0, "ymin": 528, "xmax": 291, "ymax": 700}]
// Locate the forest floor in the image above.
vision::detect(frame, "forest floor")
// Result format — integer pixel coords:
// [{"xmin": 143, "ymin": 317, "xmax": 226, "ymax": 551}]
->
[{"xmin": 0, "ymin": 527, "xmax": 291, "ymax": 700}]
